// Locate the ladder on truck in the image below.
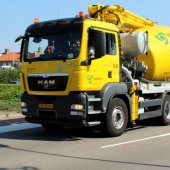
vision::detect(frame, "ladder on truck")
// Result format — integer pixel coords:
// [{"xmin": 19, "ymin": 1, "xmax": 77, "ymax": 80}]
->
[{"xmin": 88, "ymin": 4, "xmax": 156, "ymax": 32}]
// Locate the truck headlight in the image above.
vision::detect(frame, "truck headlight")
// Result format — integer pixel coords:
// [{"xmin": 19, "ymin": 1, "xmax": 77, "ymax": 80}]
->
[
  {"xmin": 21, "ymin": 102, "xmax": 27, "ymax": 107},
  {"xmin": 21, "ymin": 108, "xmax": 28, "ymax": 112},
  {"xmin": 71, "ymin": 104, "xmax": 84, "ymax": 111},
  {"xmin": 21, "ymin": 102, "xmax": 27, "ymax": 113}
]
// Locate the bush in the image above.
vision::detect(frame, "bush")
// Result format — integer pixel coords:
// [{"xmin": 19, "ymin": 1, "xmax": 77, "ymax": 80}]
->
[
  {"xmin": 0, "ymin": 69, "xmax": 20, "ymax": 84},
  {"xmin": 0, "ymin": 84, "xmax": 21, "ymax": 111}
]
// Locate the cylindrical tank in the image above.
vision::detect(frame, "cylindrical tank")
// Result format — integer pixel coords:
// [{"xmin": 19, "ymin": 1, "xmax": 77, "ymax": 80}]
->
[
  {"xmin": 120, "ymin": 26, "xmax": 170, "ymax": 81},
  {"xmin": 136, "ymin": 26, "xmax": 170, "ymax": 81}
]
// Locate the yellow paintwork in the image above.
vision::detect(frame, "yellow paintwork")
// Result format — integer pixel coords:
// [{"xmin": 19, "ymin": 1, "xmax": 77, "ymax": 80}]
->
[
  {"xmin": 19, "ymin": 73, "xmax": 25, "ymax": 91},
  {"xmin": 21, "ymin": 4, "xmax": 170, "ymax": 123},
  {"xmin": 129, "ymin": 84, "xmax": 139, "ymax": 121},
  {"xmin": 88, "ymin": 4, "xmax": 170, "ymax": 81},
  {"xmin": 21, "ymin": 20, "xmax": 120, "ymax": 96},
  {"xmin": 136, "ymin": 26, "xmax": 170, "ymax": 81},
  {"xmin": 88, "ymin": 4, "xmax": 155, "ymax": 32}
]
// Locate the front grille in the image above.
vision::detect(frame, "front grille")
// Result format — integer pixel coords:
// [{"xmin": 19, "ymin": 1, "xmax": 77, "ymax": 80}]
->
[{"xmin": 28, "ymin": 74, "xmax": 68, "ymax": 91}]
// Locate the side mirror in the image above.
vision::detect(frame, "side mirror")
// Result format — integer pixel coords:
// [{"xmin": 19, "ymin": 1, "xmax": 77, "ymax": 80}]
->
[
  {"xmin": 20, "ymin": 39, "xmax": 26, "ymax": 62},
  {"xmin": 81, "ymin": 59, "xmax": 91, "ymax": 66},
  {"xmin": 93, "ymin": 30, "xmax": 106, "ymax": 58},
  {"xmin": 33, "ymin": 37, "xmax": 42, "ymax": 43},
  {"xmin": 15, "ymin": 35, "xmax": 24, "ymax": 43},
  {"xmin": 81, "ymin": 29, "xmax": 106, "ymax": 66}
]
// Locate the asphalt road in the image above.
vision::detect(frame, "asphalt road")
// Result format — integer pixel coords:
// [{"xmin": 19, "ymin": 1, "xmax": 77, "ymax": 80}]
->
[{"xmin": 0, "ymin": 119, "xmax": 170, "ymax": 170}]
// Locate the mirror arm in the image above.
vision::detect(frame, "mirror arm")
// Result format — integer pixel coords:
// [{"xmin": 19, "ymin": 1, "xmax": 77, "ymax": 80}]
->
[{"xmin": 81, "ymin": 59, "xmax": 91, "ymax": 66}]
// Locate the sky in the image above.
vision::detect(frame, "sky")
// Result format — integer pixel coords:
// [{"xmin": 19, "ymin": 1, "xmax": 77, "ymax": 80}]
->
[{"xmin": 1, "ymin": 0, "xmax": 170, "ymax": 52}]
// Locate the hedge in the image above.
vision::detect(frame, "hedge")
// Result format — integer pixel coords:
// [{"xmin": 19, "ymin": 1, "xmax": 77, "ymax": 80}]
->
[
  {"xmin": 0, "ymin": 68, "xmax": 20, "ymax": 84},
  {"xmin": 0, "ymin": 84, "xmax": 21, "ymax": 111}
]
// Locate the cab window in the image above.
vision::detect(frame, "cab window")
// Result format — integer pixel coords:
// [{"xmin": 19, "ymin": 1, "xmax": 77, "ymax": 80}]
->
[{"xmin": 106, "ymin": 33, "xmax": 116, "ymax": 55}]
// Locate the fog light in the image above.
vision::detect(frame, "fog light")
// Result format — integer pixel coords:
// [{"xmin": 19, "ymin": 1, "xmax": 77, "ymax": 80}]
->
[
  {"xmin": 22, "ymin": 108, "xmax": 27, "ymax": 112},
  {"xmin": 70, "ymin": 111, "xmax": 84, "ymax": 116},
  {"xmin": 21, "ymin": 102, "xmax": 27, "ymax": 107},
  {"xmin": 70, "ymin": 111, "xmax": 77, "ymax": 115},
  {"xmin": 71, "ymin": 104, "xmax": 84, "ymax": 111}
]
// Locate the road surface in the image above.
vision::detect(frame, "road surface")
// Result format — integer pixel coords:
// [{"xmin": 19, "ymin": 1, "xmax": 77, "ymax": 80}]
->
[{"xmin": 0, "ymin": 119, "xmax": 170, "ymax": 170}]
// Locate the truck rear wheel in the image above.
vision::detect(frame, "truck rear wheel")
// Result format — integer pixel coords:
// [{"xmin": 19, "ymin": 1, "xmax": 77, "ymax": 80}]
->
[
  {"xmin": 159, "ymin": 95, "xmax": 170, "ymax": 125},
  {"xmin": 103, "ymin": 98, "xmax": 128, "ymax": 137}
]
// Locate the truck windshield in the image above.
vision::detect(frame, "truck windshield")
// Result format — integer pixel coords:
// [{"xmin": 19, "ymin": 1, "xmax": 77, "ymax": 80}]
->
[{"xmin": 24, "ymin": 21, "xmax": 82, "ymax": 62}]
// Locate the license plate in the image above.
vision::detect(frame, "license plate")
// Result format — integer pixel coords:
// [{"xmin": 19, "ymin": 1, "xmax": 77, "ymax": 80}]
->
[{"xmin": 39, "ymin": 104, "xmax": 54, "ymax": 109}]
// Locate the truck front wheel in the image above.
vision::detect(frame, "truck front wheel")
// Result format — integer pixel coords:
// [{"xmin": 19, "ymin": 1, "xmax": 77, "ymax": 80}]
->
[{"xmin": 103, "ymin": 98, "xmax": 128, "ymax": 137}]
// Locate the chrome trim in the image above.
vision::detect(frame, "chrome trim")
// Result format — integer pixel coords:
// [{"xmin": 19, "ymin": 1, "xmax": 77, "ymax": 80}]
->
[{"xmin": 28, "ymin": 73, "xmax": 69, "ymax": 78}]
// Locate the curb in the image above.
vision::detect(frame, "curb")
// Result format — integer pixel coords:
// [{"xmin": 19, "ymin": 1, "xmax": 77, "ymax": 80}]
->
[
  {"xmin": 0, "ymin": 111, "xmax": 25, "ymax": 126},
  {"xmin": 0, "ymin": 113, "xmax": 24, "ymax": 121}
]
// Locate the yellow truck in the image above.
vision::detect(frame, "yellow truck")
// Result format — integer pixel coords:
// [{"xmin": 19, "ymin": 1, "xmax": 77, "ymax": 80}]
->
[{"xmin": 16, "ymin": 4, "xmax": 170, "ymax": 136}]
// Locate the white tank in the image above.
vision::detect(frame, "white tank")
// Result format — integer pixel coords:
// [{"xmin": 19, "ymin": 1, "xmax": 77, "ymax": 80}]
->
[{"xmin": 120, "ymin": 32, "xmax": 148, "ymax": 56}]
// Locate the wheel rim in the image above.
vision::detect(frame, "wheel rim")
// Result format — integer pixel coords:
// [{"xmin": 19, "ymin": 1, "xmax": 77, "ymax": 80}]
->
[
  {"xmin": 164, "ymin": 101, "xmax": 170, "ymax": 119},
  {"xmin": 112, "ymin": 106, "xmax": 125, "ymax": 129}
]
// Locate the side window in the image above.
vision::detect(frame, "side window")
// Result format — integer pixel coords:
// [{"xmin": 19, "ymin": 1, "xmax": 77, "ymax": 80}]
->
[
  {"xmin": 87, "ymin": 29, "xmax": 116, "ymax": 59},
  {"xmin": 87, "ymin": 30, "xmax": 106, "ymax": 59},
  {"xmin": 106, "ymin": 33, "xmax": 116, "ymax": 55}
]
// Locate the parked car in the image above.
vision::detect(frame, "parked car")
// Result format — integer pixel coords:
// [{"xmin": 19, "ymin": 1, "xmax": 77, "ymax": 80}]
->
[
  {"xmin": 2, "ymin": 66, "xmax": 15, "ymax": 69},
  {"xmin": 9, "ymin": 81, "xmax": 20, "ymax": 84}
]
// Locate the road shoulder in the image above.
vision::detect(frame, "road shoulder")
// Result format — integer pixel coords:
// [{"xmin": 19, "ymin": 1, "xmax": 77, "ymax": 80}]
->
[{"xmin": 0, "ymin": 111, "xmax": 24, "ymax": 126}]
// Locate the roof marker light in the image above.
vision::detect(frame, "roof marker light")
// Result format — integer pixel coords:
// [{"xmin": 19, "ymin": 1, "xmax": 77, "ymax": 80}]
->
[
  {"xmin": 34, "ymin": 18, "xmax": 39, "ymax": 24},
  {"xmin": 79, "ymin": 11, "xmax": 84, "ymax": 18}
]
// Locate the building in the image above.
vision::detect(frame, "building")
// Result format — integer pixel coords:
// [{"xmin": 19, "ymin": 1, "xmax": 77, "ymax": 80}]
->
[{"xmin": 0, "ymin": 49, "xmax": 20, "ymax": 68}]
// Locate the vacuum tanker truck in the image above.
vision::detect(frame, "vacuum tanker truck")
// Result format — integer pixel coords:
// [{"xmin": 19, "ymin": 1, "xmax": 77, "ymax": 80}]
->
[{"xmin": 16, "ymin": 4, "xmax": 170, "ymax": 136}]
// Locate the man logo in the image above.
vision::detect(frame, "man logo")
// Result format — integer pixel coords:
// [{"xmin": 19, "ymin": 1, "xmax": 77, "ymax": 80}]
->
[
  {"xmin": 38, "ymin": 80, "xmax": 43, "ymax": 85},
  {"xmin": 44, "ymin": 80, "xmax": 48, "ymax": 89},
  {"xmin": 38, "ymin": 80, "xmax": 55, "ymax": 89}
]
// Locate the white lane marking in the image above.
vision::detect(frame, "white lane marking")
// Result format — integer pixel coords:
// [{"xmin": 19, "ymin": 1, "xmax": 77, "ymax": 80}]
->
[
  {"xmin": 101, "ymin": 133, "xmax": 170, "ymax": 148},
  {"xmin": 0, "ymin": 123, "xmax": 40, "ymax": 134}
]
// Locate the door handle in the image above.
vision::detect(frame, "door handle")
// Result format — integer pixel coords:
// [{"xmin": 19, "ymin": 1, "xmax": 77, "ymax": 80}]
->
[{"xmin": 108, "ymin": 71, "xmax": 112, "ymax": 78}]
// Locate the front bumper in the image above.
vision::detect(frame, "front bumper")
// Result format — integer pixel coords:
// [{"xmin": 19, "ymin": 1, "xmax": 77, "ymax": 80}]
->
[{"xmin": 21, "ymin": 92, "xmax": 87, "ymax": 125}]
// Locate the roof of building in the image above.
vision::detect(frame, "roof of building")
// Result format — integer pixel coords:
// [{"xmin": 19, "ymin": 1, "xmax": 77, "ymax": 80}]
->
[{"xmin": 0, "ymin": 52, "xmax": 20, "ymax": 62}]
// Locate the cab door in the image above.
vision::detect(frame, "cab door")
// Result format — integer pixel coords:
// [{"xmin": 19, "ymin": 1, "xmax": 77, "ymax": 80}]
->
[{"xmin": 85, "ymin": 29, "xmax": 120, "ymax": 90}]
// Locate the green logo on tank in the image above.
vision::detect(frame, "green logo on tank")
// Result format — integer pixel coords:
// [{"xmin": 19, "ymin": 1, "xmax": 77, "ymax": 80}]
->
[
  {"xmin": 155, "ymin": 32, "xmax": 169, "ymax": 45},
  {"xmin": 87, "ymin": 75, "xmax": 94, "ymax": 84}
]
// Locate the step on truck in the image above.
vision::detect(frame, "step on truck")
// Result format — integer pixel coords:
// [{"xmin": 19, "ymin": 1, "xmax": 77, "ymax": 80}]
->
[{"xmin": 16, "ymin": 4, "xmax": 170, "ymax": 136}]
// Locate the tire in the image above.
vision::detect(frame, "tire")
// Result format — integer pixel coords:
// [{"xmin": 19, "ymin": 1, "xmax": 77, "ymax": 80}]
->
[
  {"xmin": 102, "ymin": 98, "xmax": 128, "ymax": 137},
  {"xmin": 41, "ymin": 123, "xmax": 63, "ymax": 131},
  {"xmin": 159, "ymin": 95, "xmax": 170, "ymax": 125}
]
